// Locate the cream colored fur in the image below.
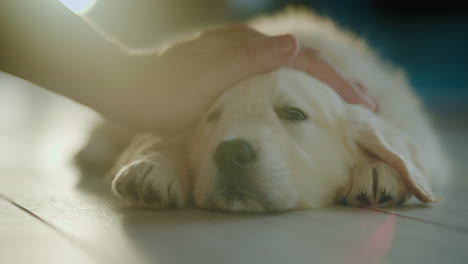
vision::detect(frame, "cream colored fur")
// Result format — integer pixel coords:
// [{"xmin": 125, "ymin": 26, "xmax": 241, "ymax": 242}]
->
[{"xmin": 80, "ymin": 9, "xmax": 449, "ymax": 212}]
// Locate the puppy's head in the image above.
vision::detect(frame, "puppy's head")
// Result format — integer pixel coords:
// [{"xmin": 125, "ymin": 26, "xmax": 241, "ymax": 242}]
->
[{"xmin": 188, "ymin": 68, "xmax": 435, "ymax": 212}]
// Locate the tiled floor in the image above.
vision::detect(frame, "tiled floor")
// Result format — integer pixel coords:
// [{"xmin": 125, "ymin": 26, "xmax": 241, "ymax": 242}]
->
[{"xmin": 1, "ymin": 72, "xmax": 467, "ymax": 264}]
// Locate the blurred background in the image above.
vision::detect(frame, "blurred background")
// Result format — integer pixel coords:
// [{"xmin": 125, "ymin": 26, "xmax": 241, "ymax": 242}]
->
[{"xmin": 0, "ymin": 0, "xmax": 467, "ymax": 173}]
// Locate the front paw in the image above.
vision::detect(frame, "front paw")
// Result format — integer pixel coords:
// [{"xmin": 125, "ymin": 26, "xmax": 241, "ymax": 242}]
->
[
  {"xmin": 111, "ymin": 158, "xmax": 188, "ymax": 209},
  {"xmin": 342, "ymin": 161, "xmax": 410, "ymax": 207}
]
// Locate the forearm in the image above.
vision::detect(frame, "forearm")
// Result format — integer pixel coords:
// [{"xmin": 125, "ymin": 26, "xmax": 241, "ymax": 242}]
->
[{"xmin": 0, "ymin": 0, "xmax": 140, "ymax": 123}]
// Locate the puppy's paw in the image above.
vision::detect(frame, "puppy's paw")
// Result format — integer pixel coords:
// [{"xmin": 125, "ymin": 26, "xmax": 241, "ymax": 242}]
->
[
  {"xmin": 343, "ymin": 161, "xmax": 410, "ymax": 207},
  {"xmin": 111, "ymin": 156, "xmax": 188, "ymax": 209}
]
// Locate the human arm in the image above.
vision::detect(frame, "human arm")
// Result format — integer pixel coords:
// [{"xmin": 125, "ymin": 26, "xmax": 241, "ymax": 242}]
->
[{"xmin": 0, "ymin": 0, "xmax": 376, "ymax": 133}]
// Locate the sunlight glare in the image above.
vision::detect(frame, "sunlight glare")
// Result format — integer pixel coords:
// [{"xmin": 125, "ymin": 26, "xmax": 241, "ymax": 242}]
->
[{"xmin": 59, "ymin": 0, "xmax": 96, "ymax": 15}]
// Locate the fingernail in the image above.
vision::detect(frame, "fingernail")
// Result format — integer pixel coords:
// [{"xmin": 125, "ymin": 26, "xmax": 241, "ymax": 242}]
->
[
  {"xmin": 273, "ymin": 34, "xmax": 298, "ymax": 57},
  {"xmin": 363, "ymin": 94, "xmax": 379, "ymax": 112}
]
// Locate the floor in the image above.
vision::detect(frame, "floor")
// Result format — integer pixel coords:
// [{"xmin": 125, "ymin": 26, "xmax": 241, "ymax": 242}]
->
[{"xmin": 1, "ymin": 72, "xmax": 467, "ymax": 264}]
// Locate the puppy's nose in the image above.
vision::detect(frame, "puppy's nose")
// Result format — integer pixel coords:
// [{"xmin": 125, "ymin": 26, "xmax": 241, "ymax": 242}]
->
[{"xmin": 214, "ymin": 139, "xmax": 256, "ymax": 167}]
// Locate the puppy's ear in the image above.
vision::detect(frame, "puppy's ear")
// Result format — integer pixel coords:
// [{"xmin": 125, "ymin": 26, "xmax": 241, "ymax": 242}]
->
[{"xmin": 345, "ymin": 106, "xmax": 436, "ymax": 203}]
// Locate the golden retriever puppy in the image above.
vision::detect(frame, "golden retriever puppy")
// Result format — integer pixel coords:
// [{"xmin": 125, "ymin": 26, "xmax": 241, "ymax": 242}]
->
[{"xmin": 82, "ymin": 9, "xmax": 448, "ymax": 212}]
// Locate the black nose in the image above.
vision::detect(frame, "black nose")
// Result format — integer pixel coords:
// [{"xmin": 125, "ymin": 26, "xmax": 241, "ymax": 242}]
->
[{"xmin": 214, "ymin": 139, "xmax": 256, "ymax": 167}]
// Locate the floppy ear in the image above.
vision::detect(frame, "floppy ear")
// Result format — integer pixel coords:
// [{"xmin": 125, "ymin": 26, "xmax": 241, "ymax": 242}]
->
[{"xmin": 345, "ymin": 106, "xmax": 436, "ymax": 203}]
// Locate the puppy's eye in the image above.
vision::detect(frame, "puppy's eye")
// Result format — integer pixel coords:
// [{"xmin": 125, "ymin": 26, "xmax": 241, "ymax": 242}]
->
[
  {"xmin": 275, "ymin": 107, "xmax": 307, "ymax": 121},
  {"xmin": 206, "ymin": 110, "xmax": 221, "ymax": 123}
]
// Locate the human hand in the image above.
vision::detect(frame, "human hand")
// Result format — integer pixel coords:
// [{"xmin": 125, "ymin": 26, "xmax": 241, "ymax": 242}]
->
[{"xmin": 118, "ymin": 25, "xmax": 377, "ymax": 133}]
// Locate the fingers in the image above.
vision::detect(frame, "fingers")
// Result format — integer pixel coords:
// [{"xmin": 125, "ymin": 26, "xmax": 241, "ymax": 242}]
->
[
  {"xmin": 288, "ymin": 47, "xmax": 378, "ymax": 112},
  {"xmin": 201, "ymin": 25, "xmax": 378, "ymax": 112}
]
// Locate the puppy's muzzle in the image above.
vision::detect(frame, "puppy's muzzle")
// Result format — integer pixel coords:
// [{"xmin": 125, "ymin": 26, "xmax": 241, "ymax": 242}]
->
[{"xmin": 213, "ymin": 139, "xmax": 256, "ymax": 197}]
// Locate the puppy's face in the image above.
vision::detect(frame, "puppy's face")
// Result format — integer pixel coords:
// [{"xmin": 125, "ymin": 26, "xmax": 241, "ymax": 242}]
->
[
  {"xmin": 188, "ymin": 68, "xmax": 436, "ymax": 212},
  {"xmin": 188, "ymin": 69, "xmax": 353, "ymax": 212}
]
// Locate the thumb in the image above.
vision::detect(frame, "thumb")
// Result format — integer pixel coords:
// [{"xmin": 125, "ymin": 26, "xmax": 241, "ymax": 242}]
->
[{"xmin": 233, "ymin": 34, "xmax": 299, "ymax": 78}]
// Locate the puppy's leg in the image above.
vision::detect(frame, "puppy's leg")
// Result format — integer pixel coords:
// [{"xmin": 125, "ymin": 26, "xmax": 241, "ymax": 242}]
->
[
  {"xmin": 110, "ymin": 134, "xmax": 190, "ymax": 209},
  {"xmin": 343, "ymin": 161, "xmax": 410, "ymax": 207}
]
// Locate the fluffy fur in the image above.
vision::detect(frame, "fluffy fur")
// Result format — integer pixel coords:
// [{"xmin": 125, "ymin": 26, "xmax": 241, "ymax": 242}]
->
[{"xmin": 78, "ymin": 9, "xmax": 449, "ymax": 212}]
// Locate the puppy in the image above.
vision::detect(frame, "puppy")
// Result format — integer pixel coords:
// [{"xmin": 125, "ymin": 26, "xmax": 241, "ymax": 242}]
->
[{"xmin": 79, "ymin": 9, "xmax": 449, "ymax": 212}]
